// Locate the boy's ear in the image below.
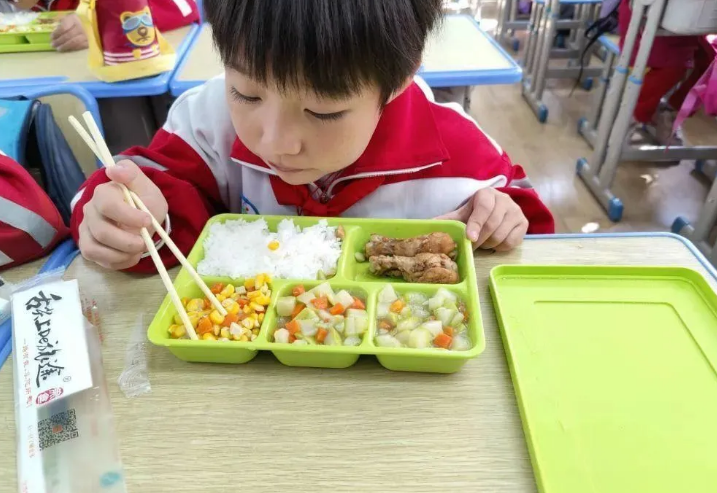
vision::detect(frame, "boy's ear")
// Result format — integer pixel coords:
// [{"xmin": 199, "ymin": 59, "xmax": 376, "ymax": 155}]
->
[{"xmin": 386, "ymin": 75, "xmax": 416, "ymax": 104}]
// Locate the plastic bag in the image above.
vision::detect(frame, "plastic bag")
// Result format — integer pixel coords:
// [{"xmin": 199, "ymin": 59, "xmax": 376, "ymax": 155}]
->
[
  {"xmin": 11, "ymin": 269, "xmax": 127, "ymax": 493},
  {"xmin": 117, "ymin": 313, "xmax": 152, "ymax": 398}
]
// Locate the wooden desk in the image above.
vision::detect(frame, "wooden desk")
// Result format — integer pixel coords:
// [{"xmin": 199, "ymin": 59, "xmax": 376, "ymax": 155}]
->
[
  {"xmin": 0, "ymin": 25, "xmax": 198, "ymax": 98},
  {"xmin": 0, "ymin": 234, "xmax": 714, "ymax": 492},
  {"xmin": 170, "ymin": 15, "xmax": 522, "ymax": 96}
]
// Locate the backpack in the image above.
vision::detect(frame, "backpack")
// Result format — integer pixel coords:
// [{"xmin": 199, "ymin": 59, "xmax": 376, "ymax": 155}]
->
[{"xmin": 0, "ymin": 97, "xmax": 86, "ymax": 269}]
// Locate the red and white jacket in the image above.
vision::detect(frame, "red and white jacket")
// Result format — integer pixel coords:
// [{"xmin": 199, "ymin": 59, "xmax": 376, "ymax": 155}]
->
[{"xmin": 70, "ymin": 76, "xmax": 554, "ymax": 273}]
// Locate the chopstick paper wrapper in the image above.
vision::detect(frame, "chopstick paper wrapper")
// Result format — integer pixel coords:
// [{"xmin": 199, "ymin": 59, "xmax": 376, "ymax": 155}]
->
[{"xmin": 12, "ymin": 270, "xmax": 127, "ymax": 493}]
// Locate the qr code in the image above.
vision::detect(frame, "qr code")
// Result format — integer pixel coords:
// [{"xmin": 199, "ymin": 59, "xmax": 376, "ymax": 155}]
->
[{"xmin": 38, "ymin": 409, "xmax": 79, "ymax": 450}]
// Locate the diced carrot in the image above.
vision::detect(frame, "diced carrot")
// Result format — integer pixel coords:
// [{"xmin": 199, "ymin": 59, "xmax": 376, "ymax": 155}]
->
[
  {"xmin": 316, "ymin": 328, "xmax": 328, "ymax": 343},
  {"xmin": 285, "ymin": 319, "xmax": 301, "ymax": 335},
  {"xmin": 311, "ymin": 296, "xmax": 329, "ymax": 310},
  {"xmin": 288, "ymin": 334, "xmax": 297, "ymax": 343},
  {"xmin": 390, "ymin": 300, "xmax": 405, "ymax": 313},
  {"xmin": 329, "ymin": 303, "xmax": 345, "ymax": 315},
  {"xmin": 237, "ymin": 298, "xmax": 249, "ymax": 307},
  {"xmin": 443, "ymin": 326, "xmax": 454, "ymax": 337},
  {"xmin": 203, "ymin": 298, "xmax": 211, "ymax": 309},
  {"xmin": 221, "ymin": 313, "xmax": 239, "ymax": 327},
  {"xmin": 379, "ymin": 320, "xmax": 392, "ymax": 331},
  {"xmin": 211, "ymin": 283, "xmax": 224, "ymax": 294},
  {"xmin": 350, "ymin": 298, "xmax": 365, "ymax": 310},
  {"xmin": 197, "ymin": 316, "xmax": 213, "ymax": 335},
  {"xmin": 291, "ymin": 303, "xmax": 305, "ymax": 319},
  {"xmin": 292, "ymin": 285, "xmax": 306, "ymax": 296},
  {"xmin": 434, "ymin": 333, "xmax": 452, "ymax": 349}
]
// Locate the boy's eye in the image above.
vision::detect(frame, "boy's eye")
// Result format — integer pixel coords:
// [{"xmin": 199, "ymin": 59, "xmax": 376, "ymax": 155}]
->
[
  {"xmin": 231, "ymin": 87, "xmax": 261, "ymax": 103},
  {"xmin": 306, "ymin": 109, "xmax": 346, "ymax": 122}
]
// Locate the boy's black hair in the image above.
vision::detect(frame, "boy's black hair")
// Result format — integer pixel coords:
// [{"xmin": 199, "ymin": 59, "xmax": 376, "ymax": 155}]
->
[{"xmin": 204, "ymin": 0, "xmax": 443, "ymax": 104}]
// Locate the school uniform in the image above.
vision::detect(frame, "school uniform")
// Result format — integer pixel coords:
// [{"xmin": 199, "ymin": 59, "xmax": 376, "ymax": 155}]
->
[{"xmin": 69, "ymin": 76, "xmax": 554, "ymax": 273}]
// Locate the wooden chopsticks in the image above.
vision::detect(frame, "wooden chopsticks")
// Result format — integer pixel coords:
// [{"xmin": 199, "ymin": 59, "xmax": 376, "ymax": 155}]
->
[{"xmin": 69, "ymin": 111, "xmax": 227, "ymax": 340}]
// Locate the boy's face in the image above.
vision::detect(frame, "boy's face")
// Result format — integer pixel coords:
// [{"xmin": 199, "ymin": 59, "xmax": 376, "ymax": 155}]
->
[{"xmin": 225, "ymin": 69, "xmax": 384, "ymax": 185}]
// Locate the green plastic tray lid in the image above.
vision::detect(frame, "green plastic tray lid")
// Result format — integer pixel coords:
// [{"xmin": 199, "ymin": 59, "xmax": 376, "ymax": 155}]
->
[{"xmin": 490, "ymin": 266, "xmax": 717, "ymax": 493}]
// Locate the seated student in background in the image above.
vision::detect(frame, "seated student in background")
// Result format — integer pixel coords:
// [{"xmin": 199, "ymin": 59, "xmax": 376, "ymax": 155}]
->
[
  {"xmin": 70, "ymin": 0, "xmax": 555, "ymax": 273},
  {"xmin": 0, "ymin": 0, "xmax": 200, "ymax": 52},
  {"xmin": 619, "ymin": 0, "xmax": 715, "ymax": 146}
]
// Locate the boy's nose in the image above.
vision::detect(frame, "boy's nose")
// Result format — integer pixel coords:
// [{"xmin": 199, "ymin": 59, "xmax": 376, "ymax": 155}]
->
[{"xmin": 262, "ymin": 121, "xmax": 301, "ymax": 156}]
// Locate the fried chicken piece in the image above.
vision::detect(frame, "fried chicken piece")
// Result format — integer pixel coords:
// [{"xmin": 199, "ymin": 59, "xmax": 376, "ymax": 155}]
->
[
  {"xmin": 369, "ymin": 253, "xmax": 460, "ymax": 284},
  {"xmin": 365, "ymin": 232, "xmax": 457, "ymax": 259}
]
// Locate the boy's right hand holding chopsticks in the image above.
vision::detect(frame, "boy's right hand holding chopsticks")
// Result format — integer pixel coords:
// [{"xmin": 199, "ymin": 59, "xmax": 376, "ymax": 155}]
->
[{"xmin": 78, "ymin": 160, "xmax": 168, "ymax": 270}]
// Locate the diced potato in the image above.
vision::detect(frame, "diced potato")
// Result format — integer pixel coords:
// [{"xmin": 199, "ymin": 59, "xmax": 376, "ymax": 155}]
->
[
  {"xmin": 451, "ymin": 335, "xmax": 471, "ymax": 351},
  {"xmin": 335, "ymin": 290, "xmax": 355, "ymax": 308},
  {"xmin": 421, "ymin": 320, "xmax": 443, "ymax": 337},
  {"xmin": 274, "ymin": 328, "xmax": 290, "ymax": 344}
]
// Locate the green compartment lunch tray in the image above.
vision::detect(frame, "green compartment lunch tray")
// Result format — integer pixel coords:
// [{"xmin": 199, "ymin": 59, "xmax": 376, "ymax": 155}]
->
[
  {"xmin": 0, "ymin": 11, "xmax": 70, "ymax": 53},
  {"xmin": 490, "ymin": 265, "xmax": 717, "ymax": 493},
  {"xmin": 147, "ymin": 214, "xmax": 485, "ymax": 373}
]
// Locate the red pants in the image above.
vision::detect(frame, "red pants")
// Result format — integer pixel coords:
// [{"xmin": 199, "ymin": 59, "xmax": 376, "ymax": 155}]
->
[{"xmin": 634, "ymin": 37, "xmax": 716, "ymax": 123}]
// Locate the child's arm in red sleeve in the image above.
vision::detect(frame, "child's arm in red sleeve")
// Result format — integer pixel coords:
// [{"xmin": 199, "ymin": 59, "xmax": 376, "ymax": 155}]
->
[
  {"xmin": 495, "ymin": 164, "xmax": 555, "ymax": 234},
  {"xmin": 70, "ymin": 77, "xmax": 239, "ymax": 273}
]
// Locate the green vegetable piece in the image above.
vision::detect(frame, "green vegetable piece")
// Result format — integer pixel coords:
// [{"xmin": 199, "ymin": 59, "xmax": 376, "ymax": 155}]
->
[
  {"xmin": 275, "ymin": 296, "xmax": 297, "ymax": 317},
  {"xmin": 324, "ymin": 327, "xmax": 343, "ymax": 346}
]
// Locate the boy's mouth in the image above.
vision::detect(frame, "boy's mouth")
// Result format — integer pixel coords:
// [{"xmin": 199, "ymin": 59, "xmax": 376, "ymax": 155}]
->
[{"xmin": 267, "ymin": 161, "xmax": 303, "ymax": 174}]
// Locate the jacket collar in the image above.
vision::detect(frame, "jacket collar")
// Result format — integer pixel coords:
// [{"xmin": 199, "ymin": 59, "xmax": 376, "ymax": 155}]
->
[{"xmin": 230, "ymin": 82, "xmax": 450, "ymax": 186}]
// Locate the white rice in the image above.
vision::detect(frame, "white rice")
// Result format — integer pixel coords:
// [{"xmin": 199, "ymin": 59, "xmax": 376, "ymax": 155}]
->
[{"xmin": 197, "ymin": 218, "xmax": 342, "ymax": 280}]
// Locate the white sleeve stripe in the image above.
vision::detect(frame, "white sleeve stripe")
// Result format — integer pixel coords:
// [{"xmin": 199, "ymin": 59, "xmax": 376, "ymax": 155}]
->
[{"xmin": 70, "ymin": 189, "xmax": 84, "ymax": 211}]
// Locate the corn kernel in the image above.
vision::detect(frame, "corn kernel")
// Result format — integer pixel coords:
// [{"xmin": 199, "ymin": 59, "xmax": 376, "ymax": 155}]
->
[
  {"xmin": 264, "ymin": 274, "xmax": 272, "ymax": 284},
  {"xmin": 250, "ymin": 302, "xmax": 265, "ymax": 313},
  {"xmin": 257, "ymin": 296, "xmax": 271, "ymax": 306},
  {"xmin": 186, "ymin": 298, "xmax": 204, "ymax": 312},
  {"xmin": 216, "ymin": 294, "xmax": 226, "ymax": 302},
  {"xmin": 256, "ymin": 273, "xmax": 265, "ymax": 286},
  {"xmin": 213, "ymin": 325, "xmax": 221, "ymax": 336},
  {"xmin": 181, "ymin": 297, "xmax": 189, "ymax": 306},
  {"xmin": 220, "ymin": 284, "xmax": 235, "ymax": 297},
  {"xmin": 219, "ymin": 338, "xmax": 230, "ymax": 342},
  {"xmin": 254, "ymin": 319, "xmax": 260, "ymax": 328},
  {"xmin": 260, "ymin": 285, "xmax": 269, "ymax": 294},
  {"xmin": 241, "ymin": 318, "xmax": 254, "ymax": 330},
  {"xmin": 267, "ymin": 240, "xmax": 280, "ymax": 251},
  {"xmin": 258, "ymin": 313, "xmax": 264, "ymax": 322},
  {"xmin": 237, "ymin": 286, "xmax": 247, "ymax": 295},
  {"xmin": 209, "ymin": 310, "xmax": 225, "ymax": 325},
  {"xmin": 222, "ymin": 299, "xmax": 240, "ymax": 315},
  {"xmin": 188, "ymin": 313, "xmax": 201, "ymax": 328},
  {"xmin": 247, "ymin": 291, "xmax": 261, "ymax": 300},
  {"xmin": 220, "ymin": 327, "xmax": 231, "ymax": 339},
  {"xmin": 239, "ymin": 335, "xmax": 249, "ymax": 342},
  {"xmin": 243, "ymin": 305, "xmax": 251, "ymax": 314},
  {"xmin": 251, "ymin": 334, "xmax": 257, "ymax": 341},
  {"xmin": 202, "ymin": 333, "xmax": 217, "ymax": 341},
  {"xmin": 244, "ymin": 278, "xmax": 255, "ymax": 290},
  {"xmin": 252, "ymin": 328, "xmax": 259, "ymax": 335}
]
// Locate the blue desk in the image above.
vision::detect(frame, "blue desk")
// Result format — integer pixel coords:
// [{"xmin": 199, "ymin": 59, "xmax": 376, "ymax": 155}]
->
[
  {"xmin": 0, "ymin": 24, "xmax": 200, "ymax": 99},
  {"xmin": 169, "ymin": 15, "xmax": 522, "ymax": 97}
]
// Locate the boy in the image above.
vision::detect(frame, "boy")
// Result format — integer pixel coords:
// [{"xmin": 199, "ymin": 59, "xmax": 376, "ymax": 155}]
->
[{"xmin": 71, "ymin": 0, "xmax": 554, "ymax": 273}]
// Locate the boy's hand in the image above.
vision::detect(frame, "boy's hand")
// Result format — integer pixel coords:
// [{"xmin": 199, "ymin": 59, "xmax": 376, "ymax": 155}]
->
[
  {"xmin": 79, "ymin": 160, "xmax": 168, "ymax": 270},
  {"xmin": 437, "ymin": 188, "xmax": 528, "ymax": 251},
  {"xmin": 51, "ymin": 14, "xmax": 88, "ymax": 52}
]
